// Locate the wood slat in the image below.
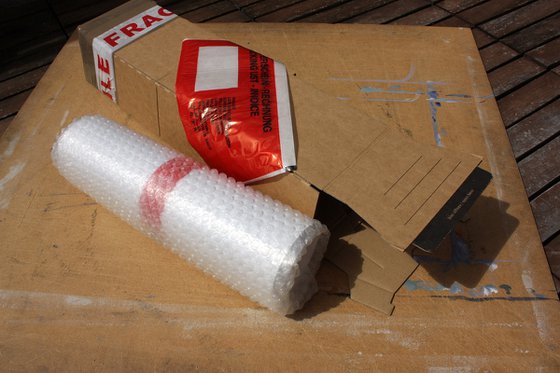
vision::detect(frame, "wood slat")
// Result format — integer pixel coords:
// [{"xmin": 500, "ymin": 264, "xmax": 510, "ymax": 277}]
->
[
  {"xmin": 433, "ymin": 14, "xmax": 471, "ymax": 27},
  {"xmin": 457, "ymin": 0, "xmax": 533, "ymax": 26},
  {"xmin": 487, "ymin": 57, "xmax": 545, "ymax": 97},
  {"xmin": 437, "ymin": 0, "xmax": 486, "ymax": 13},
  {"xmin": 0, "ymin": 91, "xmax": 32, "ymax": 120},
  {"xmin": 518, "ymin": 136, "xmax": 560, "ymax": 197},
  {"xmin": 0, "ymin": 116, "xmax": 14, "ymax": 139},
  {"xmin": 2, "ymin": 0, "xmax": 48, "ymax": 21},
  {"xmin": 256, "ymin": 0, "xmax": 347, "ymax": 22},
  {"xmin": 209, "ymin": 9, "xmax": 252, "ymax": 22},
  {"xmin": 527, "ymin": 37, "xmax": 560, "ymax": 68},
  {"xmin": 0, "ymin": 33, "xmax": 66, "ymax": 82},
  {"xmin": 297, "ymin": 0, "xmax": 392, "ymax": 23},
  {"xmin": 389, "ymin": 5, "xmax": 451, "ymax": 25},
  {"xmin": 55, "ymin": 0, "xmax": 127, "ymax": 28},
  {"xmin": 164, "ymin": 0, "xmax": 221, "ymax": 16},
  {"xmin": 243, "ymin": 0, "xmax": 303, "ymax": 19},
  {"xmin": 501, "ymin": 12, "xmax": 560, "ymax": 53},
  {"xmin": 544, "ymin": 234, "xmax": 560, "ymax": 290},
  {"xmin": 498, "ymin": 72, "xmax": 560, "ymax": 126},
  {"xmin": 507, "ymin": 99, "xmax": 560, "ymax": 158},
  {"xmin": 0, "ymin": 66, "xmax": 48, "ymax": 100},
  {"xmin": 480, "ymin": 0, "xmax": 560, "ymax": 38},
  {"xmin": 479, "ymin": 42, "xmax": 519, "ymax": 71},
  {"xmin": 1, "ymin": 10, "xmax": 62, "ymax": 54},
  {"xmin": 531, "ymin": 182, "xmax": 560, "ymax": 242},
  {"xmin": 345, "ymin": 0, "xmax": 430, "ymax": 24},
  {"xmin": 182, "ymin": 1, "xmax": 240, "ymax": 22}
]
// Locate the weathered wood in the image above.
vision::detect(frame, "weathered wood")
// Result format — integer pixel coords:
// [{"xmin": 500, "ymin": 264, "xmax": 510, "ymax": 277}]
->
[
  {"xmin": 519, "ymin": 136, "xmax": 560, "ymax": 198},
  {"xmin": 164, "ymin": 0, "xmax": 221, "ymax": 16},
  {"xmin": 1, "ymin": 10, "xmax": 62, "ymax": 53},
  {"xmin": 498, "ymin": 72, "xmax": 560, "ymax": 126},
  {"xmin": 256, "ymin": 0, "xmax": 348, "ymax": 22},
  {"xmin": 0, "ymin": 116, "xmax": 13, "ymax": 138},
  {"xmin": 544, "ymin": 234, "xmax": 560, "ymax": 291},
  {"xmin": 507, "ymin": 99, "xmax": 560, "ymax": 159},
  {"xmin": 479, "ymin": 42, "xmax": 519, "ymax": 71},
  {"xmin": 0, "ymin": 66, "xmax": 48, "ymax": 100},
  {"xmin": 297, "ymin": 0, "xmax": 392, "ymax": 23},
  {"xmin": 487, "ymin": 57, "xmax": 545, "ymax": 97},
  {"xmin": 502, "ymin": 12, "xmax": 560, "ymax": 53},
  {"xmin": 209, "ymin": 9, "xmax": 252, "ymax": 22},
  {"xmin": 480, "ymin": 0, "xmax": 560, "ymax": 38},
  {"xmin": 0, "ymin": 91, "xmax": 32, "ymax": 120},
  {"xmin": 527, "ymin": 37, "xmax": 560, "ymax": 68},
  {"xmin": 345, "ymin": 0, "xmax": 430, "ymax": 24},
  {"xmin": 182, "ymin": 1, "xmax": 241, "ymax": 22},
  {"xmin": 2, "ymin": 0, "xmax": 48, "ymax": 21},
  {"xmin": 55, "ymin": 0, "xmax": 127, "ymax": 29},
  {"xmin": 243, "ymin": 0, "xmax": 303, "ymax": 19},
  {"xmin": 389, "ymin": 5, "xmax": 450, "ymax": 25},
  {"xmin": 457, "ymin": 0, "xmax": 533, "ymax": 26},
  {"xmin": 531, "ymin": 182, "xmax": 560, "ymax": 242},
  {"xmin": 437, "ymin": 0, "xmax": 486, "ymax": 13},
  {"xmin": 0, "ymin": 33, "xmax": 66, "ymax": 81}
]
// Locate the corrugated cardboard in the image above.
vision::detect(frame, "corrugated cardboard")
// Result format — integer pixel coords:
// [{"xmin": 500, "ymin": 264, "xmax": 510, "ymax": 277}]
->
[{"xmin": 77, "ymin": 1, "xmax": 490, "ymax": 313}]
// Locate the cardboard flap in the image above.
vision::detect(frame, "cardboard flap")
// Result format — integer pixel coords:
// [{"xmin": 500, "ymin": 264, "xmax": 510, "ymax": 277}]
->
[{"xmin": 289, "ymin": 77, "xmax": 482, "ymax": 250}]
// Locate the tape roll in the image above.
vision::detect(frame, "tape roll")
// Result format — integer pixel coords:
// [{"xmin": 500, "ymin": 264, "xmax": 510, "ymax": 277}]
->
[{"xmin": 51, "ymin": 115, "xmax": 329, "ymax": 314}]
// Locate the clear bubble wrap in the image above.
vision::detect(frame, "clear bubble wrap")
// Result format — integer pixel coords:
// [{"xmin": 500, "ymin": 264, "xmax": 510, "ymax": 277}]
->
[{"xmin": 51, "ymin": 115, "xmax": 329, "ymax": 315}]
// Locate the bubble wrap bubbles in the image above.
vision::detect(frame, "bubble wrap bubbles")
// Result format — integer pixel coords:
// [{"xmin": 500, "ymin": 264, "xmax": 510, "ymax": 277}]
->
[{"xmin": 51, "ymin": 115, "xmax": 330, "ymax": 315}]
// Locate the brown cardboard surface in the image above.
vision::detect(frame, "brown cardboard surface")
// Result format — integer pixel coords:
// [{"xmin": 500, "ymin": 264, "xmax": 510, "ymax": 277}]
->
[
  {"xmin": 1, "ymin": 32, "xmax": 559, "ymax": 373},
  {"xmin": 107, "ymin": 14, "xmax": 483, "ymax": 251},
  {"xmin": 76, "ymin": 3, "xmax": 490, "ymax": 312}
]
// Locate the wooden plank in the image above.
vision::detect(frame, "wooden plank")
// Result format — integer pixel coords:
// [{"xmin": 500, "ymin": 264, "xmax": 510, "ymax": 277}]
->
[
  {"xmin": 0, "ymin": 91, "xmax": 32, "ymax": 120},
  {"xmin": 0, "ymin": 34, "xmax": 66, "ymax": 82},
  {"xmin": 518, "ymin": 136, "xmax": 560, "ymax": 197},
  {"xmin": 208, "ymin": 9, "xmax": 252, "ymax": 22},
  {"xmin": 487, "ymin": 57, "xmax": 545, "ymax": 97},
  {"xmin": 502, "ymin": 12, "xmax": 560, "ymax": 53},
  {"xmin": 480, "ymin": 0, "xmax": 560, "ymax": 38},
  {"xmin": 498, "ymin": 72, "xmax": 560, "ymax": 127},
  {"xmin": 545, "ymin": 234, "xmax": 560, "ymax": 291},
  {"xmin": 389, "ymin": 5, "xmax": 451, "ymax": 25},
  {"xmin": 531, "ymin": 182, "xmax": 560, "ymax": 242},
  {"xmin": 229, "ymin": 0, "xmax": 262, "ymax": 6},
  {"xmin": 527, "ymin": 37, "xmax": 560, "ymax": 68},
  {"xmin": 256, "ymin": 0, "xmax": 348, "ymax": 22},
  {"xmin": 457, "ymin": 0, "xmax": 533, "ymax": 26},
  {"xmin": 471, "ymin": 28, "xmax": 496, "ymax": 48},
  {"xmin": 0, "ymin": 66, "xmax": 49, "ymax": 100},
  {"xmin": 479, "ymin": 42, "xmax": 519, "ymax": 71},
  {"xmin": 437, "ymin": 0, "xmax": 486, "ymax": 13},
  {"xmin": 433, "ymin": 15, "xmax": 471, "ymax": 27},
  {"xmin": 2, "ymin": 0, "xmax": 48, "ymax": 21},
  {"xmin": 0, "ymin": 116, "xmax": 13, "ymax": 139},
  {"xmin": 182, "ymin": 1, "xmax": 240, "ymax": 22},
  {"xmin": 507, "ymin": 99, "xmax": 560, "ymax": 158},
  {"xmin": 345, "ymin": 0, "xmax": 430, "ymax": 24},
  {"xmin": 243, "ymin": 0, "xmax": 303, "ymax": 19},
  {"xmin": 56, "ymin": 0, "xmax": 127, "ymax": 29},
  {"xmin": 297, "ymin": 0, "xmax": 392, "ymax": 23},
  {"xmin": 164, "ymin": 0, "xmax": 221, "ymax": 16},
  {"xmin": 1, "ymin": 10, "xmax": 62, "ymax": 52}
]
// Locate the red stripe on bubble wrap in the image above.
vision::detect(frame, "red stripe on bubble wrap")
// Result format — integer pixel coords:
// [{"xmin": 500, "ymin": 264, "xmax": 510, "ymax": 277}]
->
[{"xmin": 140, "ymin": 156, "xmax": 200, "ymax": 230}]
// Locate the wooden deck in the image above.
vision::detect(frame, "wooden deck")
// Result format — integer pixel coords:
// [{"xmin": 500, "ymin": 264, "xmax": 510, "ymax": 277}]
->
[{"xmin": 2, "ymin": 0, "xmax": 559, "ymax": 292}]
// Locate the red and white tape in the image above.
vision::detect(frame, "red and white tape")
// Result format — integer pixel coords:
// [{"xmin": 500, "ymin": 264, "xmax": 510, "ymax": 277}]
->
[{"xmin": 92, "ymin": 5, "xmax": 176, "ymax": 102}]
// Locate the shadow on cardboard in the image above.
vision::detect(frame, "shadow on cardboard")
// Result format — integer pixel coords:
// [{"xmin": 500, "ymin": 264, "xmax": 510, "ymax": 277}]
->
[{"xmin": 410, "ymin": 195, "xmax": 519, "ymax": 289}]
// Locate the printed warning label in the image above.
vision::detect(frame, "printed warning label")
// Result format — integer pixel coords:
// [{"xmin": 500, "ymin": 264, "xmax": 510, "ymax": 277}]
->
[{"xmin": 176, "ymin": 40, "xmax": 295, "ymax": 183}]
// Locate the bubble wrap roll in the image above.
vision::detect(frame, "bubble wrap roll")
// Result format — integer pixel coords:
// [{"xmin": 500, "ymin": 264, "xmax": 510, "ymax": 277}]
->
[{"xmin": 51, "ymin": 116, "xmax": 329, "ymax": 314}]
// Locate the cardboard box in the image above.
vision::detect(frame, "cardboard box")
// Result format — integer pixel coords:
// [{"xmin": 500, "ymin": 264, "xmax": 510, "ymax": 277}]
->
[{"xmin": 77, "ymin": 0, "xmax": 490, "ymax": 314}]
